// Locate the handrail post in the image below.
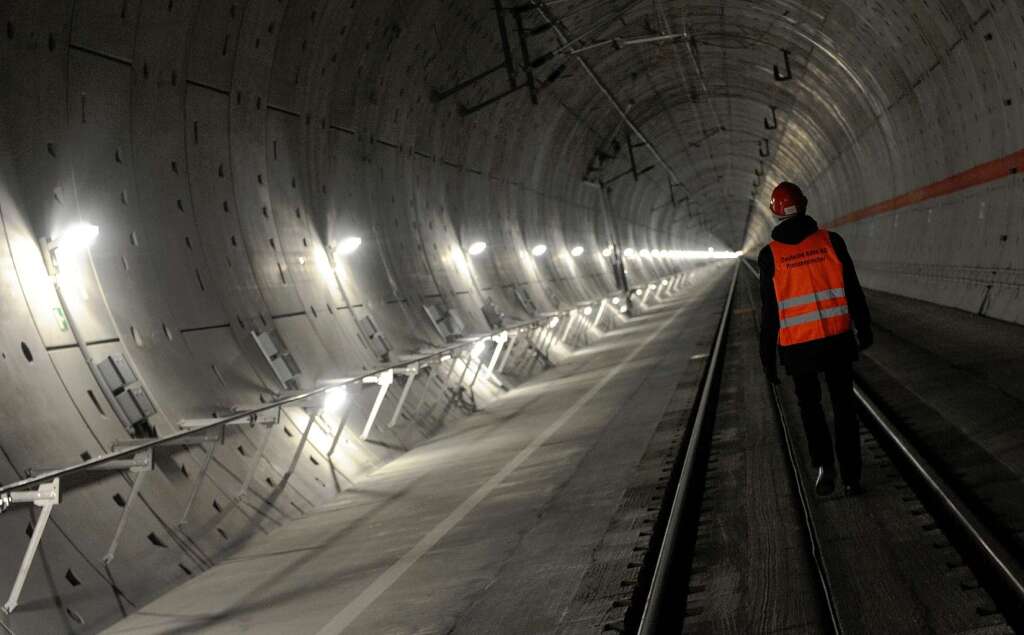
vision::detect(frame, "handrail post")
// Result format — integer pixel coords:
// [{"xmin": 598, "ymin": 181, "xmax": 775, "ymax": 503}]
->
[
  {"xmin": 386, "ymin": 367, "xmax": 419, "ymax": 429},
  {"xmin": 104, "ymin": 449, "xmax": 154, "ymax": 563},
  {"xmin": 2, "ymin": 478, "xmax": 60, "ymax": 615},
  {"xmin": 177, "ymin": 442, "xmax": 216, "ymax": 527},
  {"xmin": 326, "ymin": 405, "xmax": 354, "ymax": 457},
  {"xmin": 360, "ymin": 369, "xmax": 395, "ymax": 440},
  {"xmin": 487, "ymin": 333, "xmax": 508, "ymax": 373},
  {"xmin": 496, "ymin": 332, "xmax": 519, "ymax": 373},
  {"xmin": 238, "ymin": 410, "xmax": 279, "ymax": 498},
  {"xmin": 593, "ymin": 299, "xmax": 608, "ymax": 331}
]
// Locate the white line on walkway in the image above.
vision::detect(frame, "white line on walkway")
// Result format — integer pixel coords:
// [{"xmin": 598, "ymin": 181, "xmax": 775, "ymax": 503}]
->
[{"xmin": 316, "ymin": 299, "xmax": 690, "ymax": 634}]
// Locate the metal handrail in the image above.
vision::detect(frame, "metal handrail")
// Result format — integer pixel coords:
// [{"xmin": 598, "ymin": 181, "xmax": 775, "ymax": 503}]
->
[{"xmin": 0, "ymin": 287, "xmax": 640, "ymax": 498}]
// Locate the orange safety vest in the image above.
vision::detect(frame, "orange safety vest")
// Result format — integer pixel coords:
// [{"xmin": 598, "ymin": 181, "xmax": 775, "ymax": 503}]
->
[{"xmin": 770, "ymin": 229, "xmax": 851, "ymax": 346}]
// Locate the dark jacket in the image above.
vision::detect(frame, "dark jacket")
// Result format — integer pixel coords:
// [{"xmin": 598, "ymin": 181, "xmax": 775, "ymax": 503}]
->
[{"xmin": 758, "ymin": 214, "xmax": 872, "ymax": 376}]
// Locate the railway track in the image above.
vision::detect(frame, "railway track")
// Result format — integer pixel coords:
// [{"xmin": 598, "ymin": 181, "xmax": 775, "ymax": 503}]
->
[{"xmin": 629, "ymin": 261, "xmax": 1024, "ymax": 633}]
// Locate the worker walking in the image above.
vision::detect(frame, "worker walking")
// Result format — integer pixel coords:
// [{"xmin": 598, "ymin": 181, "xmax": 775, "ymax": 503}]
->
[{"xmin": 758, "ymin": 182, "xmax": 873, "ymax": 497}]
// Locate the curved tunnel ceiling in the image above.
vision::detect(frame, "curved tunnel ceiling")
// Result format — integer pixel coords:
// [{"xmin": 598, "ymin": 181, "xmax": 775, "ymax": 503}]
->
[{"xmin": 0, "ymin": 1, "xmax": 1020, "ymax": 630}]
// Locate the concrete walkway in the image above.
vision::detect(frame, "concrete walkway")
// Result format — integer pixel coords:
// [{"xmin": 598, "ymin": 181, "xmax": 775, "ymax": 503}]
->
[{"xmin": 105, "ymin": 267, "xmax": 731, "ymax": 634}]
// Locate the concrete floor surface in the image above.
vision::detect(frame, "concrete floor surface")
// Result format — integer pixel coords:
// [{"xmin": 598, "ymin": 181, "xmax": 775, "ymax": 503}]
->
[{"xmin": 104, "ymin": 269, "xmax": 731, "ymax": 634}]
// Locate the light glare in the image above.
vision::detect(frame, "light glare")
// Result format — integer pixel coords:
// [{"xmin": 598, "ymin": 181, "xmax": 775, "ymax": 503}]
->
[
  {"xmin": 679, "ymin": 250, "xmax": 742, "ymax": 260},
  {"xmin": 54, "ymin": 222, "xmax": 100, "ymax": 254},
  {"xmin": 467, "ymin": 241, "xmax": 487, "ymax": 256},
  {"xmin": 335, "ymin": 236, "xmax": 362, "ymax": 255},
  {"xmin": 324, "ymin": 387, "xmax": 347, "ymax": 415},
  {"xmin": 470, "ymin": 340, "xmax": 487, "ymax": 360},
  {"xmin": 570, "ymin": 245, "xmax": 584, "ymax": 257},
  {"xmin": 623, "ymin": 247, "xmax": 636, "ymax": 258},
  {"xmin": 531, "ymin": 244, "xmax": 548, "ymax": 257},
  {"xmin": 601, "ymin": 246, "xmax": 613, "ymax": 257}
]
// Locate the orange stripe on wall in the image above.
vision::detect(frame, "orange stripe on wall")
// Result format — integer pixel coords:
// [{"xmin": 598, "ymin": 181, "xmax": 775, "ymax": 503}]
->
[{"xmin": 828, "ymin": 148, "xmax": 1024, "ymax": 228}]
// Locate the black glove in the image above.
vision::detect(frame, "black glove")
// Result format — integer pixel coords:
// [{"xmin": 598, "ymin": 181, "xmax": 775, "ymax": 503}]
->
[{"xmin": 857, "ymin": 328, "xmax": 873, "ymax": 351}]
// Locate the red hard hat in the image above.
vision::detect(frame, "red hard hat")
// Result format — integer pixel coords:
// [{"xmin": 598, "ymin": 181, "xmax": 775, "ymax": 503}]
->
[{"xmin": 770, "ymin": 182, "xmax": 806, "ymax": 218}]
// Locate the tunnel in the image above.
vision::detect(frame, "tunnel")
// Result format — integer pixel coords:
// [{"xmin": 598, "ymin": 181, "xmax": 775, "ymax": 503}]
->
[{"xmin": 1, "ymin": 1, "xmax": 1024, "ymax": 633}]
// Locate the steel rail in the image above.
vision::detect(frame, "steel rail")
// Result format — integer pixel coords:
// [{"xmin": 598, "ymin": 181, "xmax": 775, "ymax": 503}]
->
[
  {"xmin": 637, "ymin": 262, "xmax": 738, "ymax": 633},
  {"xmin": 854, "ymin": 384, "xmax": 1024, "ymax": 614},
  {"xmin": 741, "ymin": 257, "xmax": 843, "ymax": 633},
  {"xmin": 0, "ymin": 296, "xmax": 618, "ymax": 498},
  {"xmin": 743, "ymin": 256, "xmax": 1024, "ymax": 626}
]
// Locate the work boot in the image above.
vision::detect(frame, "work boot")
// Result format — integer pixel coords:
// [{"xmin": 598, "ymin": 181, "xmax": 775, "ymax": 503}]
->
[{"xmin": 814, "ymin": 466, "xmax": 835, "ymax": 496}]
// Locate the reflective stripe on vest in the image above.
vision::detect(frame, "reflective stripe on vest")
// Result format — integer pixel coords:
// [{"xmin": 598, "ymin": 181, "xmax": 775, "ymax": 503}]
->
[{"xmin": 770, "ymin": 229, "xmax": 851, "ymax": 346}]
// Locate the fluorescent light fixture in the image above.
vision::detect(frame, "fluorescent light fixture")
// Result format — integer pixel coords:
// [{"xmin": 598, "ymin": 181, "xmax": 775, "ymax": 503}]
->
[
  {"xmin": 531, "ymin": 244, "xmax": 548, "ymax": 256},
  {"xmin": 467, "ymin": 241, "xmax": 487, "ymax": 256},
  {"xmin": 639, "ymin": 248, "xmax": 651, "ymax": 258},
  {"xmin": 623, "ymin": 247, "xmax": 636, "ymax": 258},
  {"xmin": 601, "ymin": 246, "xmax": 613, "ymax": 257},
  {"xmin": 583, "ymin": 306, "xmax": 593, "ymax": 316},
  {"xmin": 54, "ymin": 222, "xmax": 99, "ymax": 254},
  {"xmin": 323, "ymin": 387, "xmax": 347, "ymax": 415},
  {"xmin": 570, "ymin": 245, "xmax": 584, "ymax": 257},
  {"xmin": 335, "ymin": 236, "xmax": 362, "ymax": 255},
  {"xmin": 679, "ymin": 250, "xmax": 742, "ymax": 260},
  {"xmin": 548, "ymin": 316, "xmax": 560, "ymax": 328},
  {"xmin": 611, "ymin": 297, "xmax": 621, "ymax": 305}
]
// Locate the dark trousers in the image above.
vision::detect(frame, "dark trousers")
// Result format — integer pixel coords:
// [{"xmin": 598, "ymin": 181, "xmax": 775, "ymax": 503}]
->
[{"xmin": 791, "ymin": 364, "xmax": 862, "ymax": 485}]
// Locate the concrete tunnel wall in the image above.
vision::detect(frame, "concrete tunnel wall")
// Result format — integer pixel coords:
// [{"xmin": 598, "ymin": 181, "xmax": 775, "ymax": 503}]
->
[
  {"xmin": 741, "ymin": 1, "xmax": 1024, "ymax": 323},
  {"xmin": 0, "ymin": 1, "xmax": 711, "ymax": 632},
  {"xmin": 1, "ymin": 0, "xmax": 1021, "ymax": 632}
]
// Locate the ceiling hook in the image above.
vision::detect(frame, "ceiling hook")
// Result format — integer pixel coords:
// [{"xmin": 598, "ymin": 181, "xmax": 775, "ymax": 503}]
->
[{"xmin": 773, "ymin": 49, "xmax": 792, "ymax": 81}]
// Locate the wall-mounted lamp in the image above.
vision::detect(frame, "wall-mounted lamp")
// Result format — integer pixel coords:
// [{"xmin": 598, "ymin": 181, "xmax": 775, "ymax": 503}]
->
[
  {"xmin": 622, "ymin": 247, "xmax": 636, "ymax": 258},
  {"xmin": 601, "ymin": 246, "xmax": 613, "ymax": 257},
  {"xmin": 45, "ymin": 222, "xmax": 100, "ymax": 273},
  {"xmin": 531, "ymin": 244, "xmax": 548, "ymax": 257},
  {"xmin": 467, "ymin": 241, "xmax": 487, "ymax": 256},
  {"xmin": 570, "ymin": 245, "xmax": 584, "ymax": 257}
]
